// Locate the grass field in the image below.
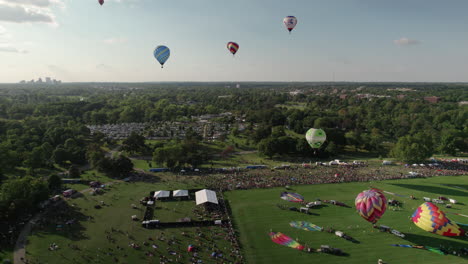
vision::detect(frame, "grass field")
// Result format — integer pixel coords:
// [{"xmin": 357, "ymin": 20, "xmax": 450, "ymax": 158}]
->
[
  {"xmin": 225, "ymin": 175, "xmax": 468, "ymax": 264},
  {"xmin": 27, "ymin": 181, "xmax": 236, "ymax": 264}
]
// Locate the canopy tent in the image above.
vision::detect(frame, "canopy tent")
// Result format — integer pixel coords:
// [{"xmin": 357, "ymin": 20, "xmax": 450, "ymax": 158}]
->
[
  {"xmin": 173, "ymin": 190, "xmax": 189, "ymax": 197},
  {"xmin": 154, "ymin": 190, "xmax": 170, "ymax": 198},
  {"xmin": 195, "ymin": 189, "xmax": 218, "ymax": 205}
]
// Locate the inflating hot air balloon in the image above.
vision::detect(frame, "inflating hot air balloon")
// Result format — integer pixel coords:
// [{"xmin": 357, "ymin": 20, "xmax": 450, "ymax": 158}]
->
[
  {"xmin": 280, "ymin": 192, "xmax": 304, "ymax": 203},
  {"xmin": 269, "ymin": 232, "xmax": 305, "ymax": 251},
  {"xmin": 227, "ymin": 42, "xmax": 239, "ymax": 56},
  {"xmin": 290, "ymin": 221, "xmax": 322, "ymax": 231},
  {"xmin": 98, "ymin": 0, "xmax": 104, "ymax": 6},
  {"xmin": 154, "ymin": 45, "xmax": 170, "ymax": 68},
  {"xmin": 411, "ymin": 202, "xmax": 465, "ymax": 237},
  {"xmin": 305, "ymin": 128, "xmax": 326, "ymax": 149},
  {"xmin": 283, "ymin": 16, "xmax": 297, "ymax": 33},
  {"xmin": 355, "ymin": 188, "xmax": 387, "ymax": 223}
]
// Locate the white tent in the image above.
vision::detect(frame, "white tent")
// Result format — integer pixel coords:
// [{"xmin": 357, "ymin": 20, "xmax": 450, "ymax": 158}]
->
[
  {"xmin": 195, "ymin": 189, "xmax": 218, "ymax": 205},
  {"xmin": 173, "ymin": 190, "xmax": 189, "ymax": 197},
  {"xmin": 154, "ymin": 190, "xmax": 170, "ymax": 198}
]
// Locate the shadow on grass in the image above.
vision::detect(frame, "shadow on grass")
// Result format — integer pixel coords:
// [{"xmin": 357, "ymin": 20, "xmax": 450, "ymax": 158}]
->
[
  {"xmin": 439, "ymin": 184, "xmax": 468, "ymax": 191},
  {"xmin": 128, "ymin": 171, "xmax": 161, "ymax": 183},
  {"xmin": 403, "ymin": 233, "xmax": 468, "ymax": 259},
  {"xmin": 390, "ymin": 184, "xmax": 467, "ymax": 196},
  {"xmin": 30, "ymin": 202, "xmax": 90, "ymax": 241}
]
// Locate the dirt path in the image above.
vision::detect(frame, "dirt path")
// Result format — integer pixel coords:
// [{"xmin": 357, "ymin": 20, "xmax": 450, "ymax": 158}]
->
[{"xmin": 13, "ymin": 181, "xmax": 119, "ymax": 264}]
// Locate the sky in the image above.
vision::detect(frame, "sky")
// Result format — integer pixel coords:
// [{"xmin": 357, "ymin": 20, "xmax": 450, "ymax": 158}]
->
[{"xmin": 2, "ymin": 0, "xmax": 468, "ymax": 82}]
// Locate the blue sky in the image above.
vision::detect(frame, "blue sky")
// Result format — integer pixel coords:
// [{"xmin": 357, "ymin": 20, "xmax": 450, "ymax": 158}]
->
[{"xmin": 1, "ymin": 0, "xmax": 468, "ymax": 82}]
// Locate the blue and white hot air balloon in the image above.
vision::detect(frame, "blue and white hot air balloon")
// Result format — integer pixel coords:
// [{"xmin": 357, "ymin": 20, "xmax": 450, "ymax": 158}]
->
[{"xmin": 153, "ymin": 45, "xmax": 170, "ymax": 68}]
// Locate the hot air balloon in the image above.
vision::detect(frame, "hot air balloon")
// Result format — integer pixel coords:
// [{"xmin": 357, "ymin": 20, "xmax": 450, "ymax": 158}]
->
[
  {"xmin": 283, "ymin": 16, "xmax": 297, "ymax": 33},
  {"xmin": 280, "ymin": 192, "xmax": 304, "ymax": 203},
  {"xmin": 227, "ymin": 42, "xmax": 239, "ymax": 56},
  {"xmin": 411, "ymin": 202, "xmax": 465, "ymax": 237},
  {"xmin": 305, "ymin": 128, "xmax": 326, "ymax": 149},
  {"xmin": 98, "ymin": 0, "xmax": 104, "ymax": 6},
  {"xmin": 355, "ymin": 189, "xmax": 387, "ymax": 223},
  {"xmin": 154, "ymin": 45, "xmax": 170, "ymax": 68}
]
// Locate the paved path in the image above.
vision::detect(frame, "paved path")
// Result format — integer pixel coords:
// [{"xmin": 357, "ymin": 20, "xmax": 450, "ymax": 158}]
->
[{"xmin": 13, "ymin": 181, "xmax": 119, "ymax": 264}]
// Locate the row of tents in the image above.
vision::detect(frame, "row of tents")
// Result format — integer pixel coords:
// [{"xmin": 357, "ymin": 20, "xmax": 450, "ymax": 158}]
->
[{"xmin": 153, "ymin": 189, "xmax": 219, "ymax": 205}]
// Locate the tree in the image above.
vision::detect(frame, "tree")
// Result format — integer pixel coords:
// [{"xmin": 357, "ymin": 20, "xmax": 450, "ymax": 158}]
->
[
  {"xmin": 47, "ymin": 174, "xmax": 62, "ymax": 191},
  {"xmin": 122, "ymin": 132, "xmax": 147, "ymax": 154},
  {"xmin": 391, "ymin": 133, "xmax": 433, "ymax": 163},
  {"xmin": 68, "ymin": 164, "xmax": 81, "ymax": 178}
]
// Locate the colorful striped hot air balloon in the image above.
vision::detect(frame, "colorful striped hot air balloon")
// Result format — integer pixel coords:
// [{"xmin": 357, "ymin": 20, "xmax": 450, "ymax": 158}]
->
[
  {"xmin": 227, "ymin": 42, "xmax": 239, "ymax": 56},
  {"xmin": 280, "ymin": 192, "xmax": 304, "ymax": 203},
  {"xmin": 283, "ymin": 16, "xmax": 297, "ymax": 33},
  {"xmin": 269, "ymin": 232, "xmax": 305, "ymax": 251},
  {"xmin": 411, "ymin": 202, "xmax": 465, "ymax": 237},
  {"xmin": 355, "ymin": 188, "xmax": 387, "ymax": 224},
  {"xmin": 153, "ymin": 45, "xmax": 170, "ymax": 68}
]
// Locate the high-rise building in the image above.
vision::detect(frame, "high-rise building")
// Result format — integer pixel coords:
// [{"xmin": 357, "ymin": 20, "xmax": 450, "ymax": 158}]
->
[
  {"xmin": 45, "ymin": 77, "xmax": 52, "ymax": 83},
  {"xmin": 37, "ymin": 78, "xmax": 43, "ymax": 83}
]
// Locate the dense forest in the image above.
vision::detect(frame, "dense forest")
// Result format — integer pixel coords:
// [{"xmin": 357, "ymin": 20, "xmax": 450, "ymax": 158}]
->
[{"xmin": 0, "ymin": 82, "xmax": 466, "ymax": 236}]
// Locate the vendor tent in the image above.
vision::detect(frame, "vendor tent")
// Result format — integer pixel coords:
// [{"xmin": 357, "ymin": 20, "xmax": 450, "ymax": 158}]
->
[
  {"xmin": 173, "ymin": 190, "xmax": 189, "ymax": 197},
  {"xmin": 154, "ymin": 190, "xmax": 170, "ymax": 199},
  {"xmin": 195, "ymin": 189, "xmax": 218, "ymax": 205}
]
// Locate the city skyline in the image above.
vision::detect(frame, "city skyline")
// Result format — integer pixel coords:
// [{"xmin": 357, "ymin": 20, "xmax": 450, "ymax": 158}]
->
[{"xmin": 2, "ymin": 0, "xmax": 468, "ymax": 82}]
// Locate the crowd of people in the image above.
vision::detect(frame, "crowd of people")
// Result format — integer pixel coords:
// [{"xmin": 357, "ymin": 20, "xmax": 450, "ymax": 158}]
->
[{"xmin": 200, "ymin": 161, "xmax": 468, "ymax": 191}]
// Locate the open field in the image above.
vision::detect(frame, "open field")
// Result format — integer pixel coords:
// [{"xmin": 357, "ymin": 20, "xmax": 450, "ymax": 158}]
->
[
  {"xmin": 225, "ymin": 175, "xmax": 468, "ymax": 264},
  {"xmin": 26, "ymin": 181, "xmax": 237, "ymax": 264}
]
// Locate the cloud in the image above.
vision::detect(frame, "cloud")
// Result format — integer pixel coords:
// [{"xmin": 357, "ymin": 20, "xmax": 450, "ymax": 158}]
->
[
  {"xmin": 96, "ymin": 64, "xmax": 113, "ymax": 70},
  {"xmin": 0, "ymin": 0, "xmax": 63, "ymax": 24},
  {"xmin": 0, "ymin": 44, "xmax": 27, "ymax": 53},
  {"xmin": 103, "ymin": 37, "xmax": 127, "ymax": 44},
  {"xmin": 2, "ymin": 0, "xmax": 53, "ymax": 7},
  {"xmin": 393, "ymin": 37, "xmax": 420, "ymax": 46}
]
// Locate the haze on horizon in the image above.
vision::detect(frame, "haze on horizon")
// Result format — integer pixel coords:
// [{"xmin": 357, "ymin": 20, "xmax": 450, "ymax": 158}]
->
[{"xmin": 2, "ymin": 0, "xmax": 468, "ymax": 83}]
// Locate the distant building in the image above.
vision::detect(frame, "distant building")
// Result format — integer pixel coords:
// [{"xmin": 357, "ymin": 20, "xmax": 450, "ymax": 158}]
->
[
  {"xmin": 37, "ymin": 78, "xmax": 43, "ymax": 83},
  {"xmin": 397, "ymin": 94, "xmax": 406, "ymax": 100},
  {"xmin": 424, "ymin": 96, "xmax": 440, "ymax": 104},
  {"xmin": 459, "ymin": 101, "xmax": 468, "ymax": 106},
  {"xmin": 45, "ymin": 77, "xmax": 52, "ymax": 83},
  {"xmin": 339, "ymin": 94, "xmax": 348, "ymax": 100},
  {"xmin": 19, "ymin": 80, "xmax": 26, "ymax": 84},
  {"xmin": 236, "ymin": 84, "xmax": 240, "ymax": 88}
]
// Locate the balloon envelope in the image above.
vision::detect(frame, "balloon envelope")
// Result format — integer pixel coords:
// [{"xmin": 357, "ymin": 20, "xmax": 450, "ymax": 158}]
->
[
  {"xmin": 154, "ymin": 45, "xmax": 170, "ymax": 68},
  {"xmin": 280, "ymin": 192, "xmax": 304, "ymax": 203},
  {"xmin": 305, "ymin": 128, "xmax": 326, "ymax": 149},
  {"xmin": 98, "ymin": 0, "xmax": 104, "ymax": 5},
  {"xmin": 411, "ymin": 202, "xmax": 465, "ymax": 237},
  {"xmin": 227, "ymin": 42, "xmax": 239, "ymax": 55},
  {"xmin": 355, "ymin": 189, "xmax": 387, "ymax": 223},
  {"xmin": 283, "ymin": 16, "xmax": 297, "ymax": 32}
]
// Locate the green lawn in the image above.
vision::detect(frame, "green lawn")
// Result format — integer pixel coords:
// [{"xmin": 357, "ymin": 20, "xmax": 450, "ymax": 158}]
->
[
  {"xmin": 27, "ymin": 181, "xmax": 237, "ymax": 264},
  {"xmin": 0, "ymin": 248, "xmax": 12, "ymax": 263},
  {"xmin": 225, "ymin": 175, "xmax": 468, "ymax": 264}
]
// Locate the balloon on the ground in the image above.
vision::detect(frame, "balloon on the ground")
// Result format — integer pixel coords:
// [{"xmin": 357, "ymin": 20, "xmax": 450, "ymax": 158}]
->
[
  {"xmin": 280, "ymin": 192, "xmax": 304, "ymax": 203},
  {"xmin": 154, "ymin": 46, "xmax": 170, "ymax": 68},
  {"xmin": 227, "ymin": 42, "xmax": 239, "ymax": 55},
  {"xmin": 98, "ymin": 0, "xmax": 104, "ymax": 5},
  {"xmin": 305, "ymin": 128, "xmax": 326, "ymax": 149},
  {"xmin": 355, "ymin": 188, "xmax": 387, "ymax": 223},
  {"xmin": 269, "ymin": 232, "xmax": 304, "ymax": 250},
  {"xmin": 283, "ymin": 16, "xmax": 297, "ymax": 33},
  {"xmin": 411, "ymin": 202, "xmax": 465, "ymax": 237},
  {"xmin": 290, "ymin": 221, "xmax": 322, "ymax": 231}
]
